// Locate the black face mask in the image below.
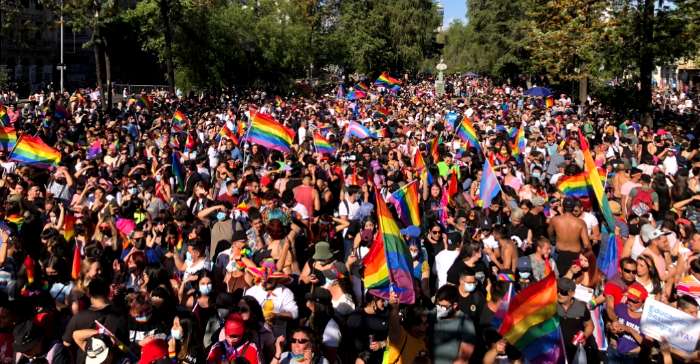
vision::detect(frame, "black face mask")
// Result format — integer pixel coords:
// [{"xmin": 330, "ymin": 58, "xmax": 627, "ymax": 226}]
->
[{"xmin": 629, "ymin": 223, "xmax": 641, "ymax": 236}]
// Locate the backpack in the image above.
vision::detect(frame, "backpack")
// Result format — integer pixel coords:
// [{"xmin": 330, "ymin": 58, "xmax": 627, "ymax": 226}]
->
[{"xmin": 631, "ymin": 187, "xmax": 654, "ymax": 216}]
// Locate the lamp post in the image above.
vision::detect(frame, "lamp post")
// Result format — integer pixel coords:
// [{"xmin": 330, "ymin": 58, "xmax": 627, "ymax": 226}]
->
[{"xmin": 58, "ymin": 0, "xmax": 65, "ymax": 92}]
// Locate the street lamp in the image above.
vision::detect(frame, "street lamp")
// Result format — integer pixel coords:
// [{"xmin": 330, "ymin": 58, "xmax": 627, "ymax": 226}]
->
[
  {"xmin": 435, "ymin": 58, "xmax": 447, "ymax": 97},
  {"xmin": 57, "ymin": 0, "xmax": 65, "ymax": 92}
]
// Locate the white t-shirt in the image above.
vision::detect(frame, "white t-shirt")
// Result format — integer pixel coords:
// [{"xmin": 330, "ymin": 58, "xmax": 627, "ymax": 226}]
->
[
  {"xmin": 322, "ymin": 318, "xmax": 342, "ymax": 348},
  {"xmin": 581, "ymin": 212, "xmax": 599, "ymax": 237},
  {"xmin": 338, "ymin": 199, "xmax": 360, "ymax": 220},
  {"xmin": 435, "ymin": 249, "xmax": 460, "ymax": 289},
  {"xmin": 292, "ymin": 203, "xmax": 309, "ymax": 220}
]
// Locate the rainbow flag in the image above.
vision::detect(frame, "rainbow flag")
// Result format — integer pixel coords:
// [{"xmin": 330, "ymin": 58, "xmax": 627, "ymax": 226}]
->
[
  {"xmin": 275, "ymin": 96, "xmax": 286, "ymax": 108},
  {"xmin": 545, "ymin": 96, "xmax": 554, "ymax": 108},
  {"xmin": 23, "ymin": 256, "xmax": 35, "ymax": 285},
  {"xmin": 171, "ymin": 151, "xmax": 185, "ymax": 192},
  {"xmin": 374, "ymin": 72, "xmax": 401, "ymax": 88},
  {"xmin": 511, "ymin": 126, "xmax": 526, "ymax": 161},
  {"xmin": 447, "ymin": 169, "xmax": 459, "ymax": 201},
  {"xmin": 10, "ymin": 135, "xmax": 61, "ymax": 168},
  {"xmin": 455, "ymin": 117, "xmax": 481, "ymax": 151},
  {"xmin": 346, "ymin": 88, "xmax": 367, "ymax": 100},
  {"xmin": 498, "ymin": 274, "xmax": 565, "ymax": 364},
  {"xmin": 71, "ymin": 242, "xmax": 81, "ymax": 281},
  {"xmin": 491, "ymin": 283, "xmax": 515, "ymax": 329},
  {"xmin": 87, "ymin": 140, "xmax": 102, "ymax": 160},
  {"xmin": 0, "ymin": 125, "xmax": 17, "ymax": 151},
  {"xmin": 185, "ymin": 133, "xmax": 197, "ymax": 152},
  {"xmin": 579, "ymin": 130, "xmax": 615, "ymax": 229},
  {"xmin": 677, "ymin": 275, "xmax": 700, "ymax": 300},
  {"xmin": 388, "ymin": 180, "xmax": 421, "ymax": 227},
  {"xmin": 479, "ymin": 159, "xmax": 501, "ymax": 209},
  {"xmin": 313, "ymin": 132, "xmax": 336, "ymax": 155},
  {"xmin": 6, "ymin": 214, "xmax": 24, "ymax": 228},
  {"xmin": 219, "ymin": 124, "xmax": 238, "ymax": 144},
  {"xmin": 136, "ymin": 95, "xmax": 152, "ymax": 110},
  {"xmin": 172, "ymin": 110, "xmax": 189, "ymax": 132},
  {"xmin": 0, "ymin": 104, "xmax": 9, "ymax": 126},
  {"xmin": 374, "ymin": 107, "xmax": 390, "ymax": 119},
  {"xmin": 345, "ymin": 121, "xmax": 375, "ymax": 140},
  {"xmin": 363, "ymin": 189, "xmax": 415, "ymax": 304},
  {"xmin": 413, "ymin": 152, "xmax": 433, "ymax": 185},
  {"xmin": 430, "ymin": 135, "xmax": 440, "ymax": 162},
  {"xmin": 248, "ymin": 112, "xmax": 296, "ymax": 153},
  {"xmin": 557, "ymin": 173, "xmax": 589, "ymax": 199},
  {"xmin": 356, "ymin": 82, "xmax": 370, "ymax": 93},
  {"xmin": 63, "ymin": 214, "xmax": 76, "ymax": 241}
]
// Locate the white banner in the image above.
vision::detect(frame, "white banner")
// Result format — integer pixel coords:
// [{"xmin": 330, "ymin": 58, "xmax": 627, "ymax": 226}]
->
[{"xmin": 641, "ymin": 298, "xmax": 700, "ymax": 354}]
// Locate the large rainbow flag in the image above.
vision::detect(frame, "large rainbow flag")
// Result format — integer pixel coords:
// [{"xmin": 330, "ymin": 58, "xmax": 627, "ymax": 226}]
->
[
  {"xmin": 455, "ymin": 117, "xmax": 481, "ymax": 151},
  {"xmin": 479, "ymin": 159, "xmax": 501, "ymax": 209},
  {"xmin": 172, "ymin": 110, "xmax": 189, "ymax": 132},
  {"xmin": 374, "ymin": 72, "xmax": 401, "ymax": 88},
  {"xmin": 511, "ymin": 126, "xmax": 526, "ymax": 161},
  {"xmin": 0, "ymin": 125, "xmax": 17, "ymax": 151},
  {"xmin": 363, "ymin": 189, "xmax": 415, "ymax": 304},
  {"xmin": 10, "ymin": 135, "xmax": 61, "ymax": 168},
  {"xmin": 247, "ymin": 111, "xmax": 296, "ymax": 153},
  {"xmin": 498, "ymin": 274, "xmax": 566, "ymax": 364},
  {"xmin": 388, "ymin": 180, "xmax": 421, "ymax": 227},
  {"xmin": 557, "ymin": 173, "xmax": 589, "ymax": 199},
  {"xmin": 313, "ymin": 132, "xmax": 336, "ymax": 155}
]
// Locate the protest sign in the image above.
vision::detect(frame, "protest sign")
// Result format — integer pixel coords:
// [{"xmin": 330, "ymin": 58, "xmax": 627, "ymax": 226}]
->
[{"xmin": 641, "ymin": 298, "xmax": 700, "ymax": 354}]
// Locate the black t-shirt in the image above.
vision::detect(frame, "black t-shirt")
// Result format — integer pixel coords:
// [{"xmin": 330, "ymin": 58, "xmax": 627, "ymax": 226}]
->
[
  {"xmin": 62, "ymin": 305, "xmax": 128, "ymax": 363},
  {"xmin": 446, "ymin": 260, "xmax": 487, "ymax": 286},
  {"xmin": 556, "ymin": 300, "xmax": 590, "ymax": 346},
  {"xmin": 458, "ymin": 291, "xmax": 486, "ymax": 322},
  {"xmin": 345, "ymin": 309, "xmax": 389, "ymax": 363}
]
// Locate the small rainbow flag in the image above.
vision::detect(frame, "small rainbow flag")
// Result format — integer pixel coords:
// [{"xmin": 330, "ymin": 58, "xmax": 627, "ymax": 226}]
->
[
  {"xmin": 356, "ymin": 82, "xmax": 370, "ymax": 92},
  {"xmin": 185, "ymin": 133, "xmax": 197, "ymax": 152},
  {"xmin": 313, "ymin": 132, "xmax": 336, "ymax": 155},
  {"xmin": 6, "ymin": 214, "xmax": 24, "ymax": 228},
  {"xmin": 511, "ymin": 126, "xmax": 526, "ymax": 161},
  {"xmin": 374, "ymin": 107, "xmax": 390, "ymax": 119},
  {"xmin": 374, "ymin": 72, "xmax": 401, "ymax": 88},
  {"xmin": 63, "ymin": 214, "xmax": 77, "ymax": 241},
  {"xmin": 413, "ymin": 152, "xmax": 433, "ymax": 185},
  {"xmin": 87, "ymin": 140, "xmax": 102, "ymax": 160},
  {"xmin": 10, "ymin": 135, "xmax": 61, "ymax": 169},
  {"xmin": 171, "ymin": 151, "xmax": 185, "ymax": 192},
  {"xmin": 0, "ymin": 104, "xmax": 9, "ymax": 126},
  {"xmin": 344, "ymin": 121, "xmax": 375, "ymax": 140},
  {"xmin": 219, "ymin": 124, "xmax": 238, "ymax": 144},
  {"xmin": 557, "ymin": 173, "xmax": 589, "ymax": 199},
  {"xmin": 23, "ymin": 255, "xmax": 35, "ymax": 285},
  {"xmin": 136, "ymin": 95, "xmax": 152, "ymax": 110},
  {"xmin": 480, "ymin": 159, "xmax": 502, "ymax": 209},
  {"xmin": 172, "ymin": 110, "xmax": 189, "ymax": 132},
  {"xmin": 71, "ymin": 242, "xmax": 81, "ymax": 281},
  {"xmin": 0, "ymin": 125, "xmax": 17, "ymax": 151},
  {"xmin": 363, "ymin": 188, "xmax": 415, "ymax": 304},
  {"xmin": 455, "ymin": 117, "xmax": 481, "ymax": 151},
  {"xmin": 545, "ymin": 96, "xmax": 554, "ymax": 108},
  {"xmin": 346, "ymin": 88, "xmax": 367, "ymax": 101},
  {"xmin": 248, "ymin": 112, "xmax": 296, "ymax": 153},
  {"xmin": 388, "ymin": 180, "xmax": 421, "ymax": 227},
  {"xmin": 499, "ymin": 274, "xmax": 565, "ymax": 364},
  {"xmin": 275, "ymin": 96, "xmax": 286, "ymax": 108},
  {"xmin": 430, "ymin": 135, "xmax": 440, "ymax": 162}
]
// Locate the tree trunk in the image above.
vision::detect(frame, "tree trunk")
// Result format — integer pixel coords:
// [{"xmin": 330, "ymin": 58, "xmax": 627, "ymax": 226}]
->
[
  {"xmin": 92, "ymin": 35, "xmax": 104, "ymax": 110},
  {"xmin": 104, "ymin": 41, "xmax": 112, "ymax": 112},
  {"xmin": 639, "ymin": 0, "xmax": 655, "ymax": 128},
  {"xmin": 160, "ymin": 0, "xmax": 175, "ymax": 93}
]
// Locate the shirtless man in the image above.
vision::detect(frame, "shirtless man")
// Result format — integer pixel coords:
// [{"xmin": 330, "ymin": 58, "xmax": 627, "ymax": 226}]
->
[
  {"xmin": 548, "ymin": 198, "xmax": 590, "ymax": 274},
  {"xmin": 485, "ymin": 226, "xmax": 518, "ymax": 273}
]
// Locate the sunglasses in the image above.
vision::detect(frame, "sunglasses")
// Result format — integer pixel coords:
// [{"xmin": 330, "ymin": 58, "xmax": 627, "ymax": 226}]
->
[
  {"xmin": 623, "ymin": 268, "xmax": 637, "ymax": 274},
  {"xmin": 431, "ymin": 230, "xmax": 441, "ymax": 234},
  {"xmin": 627, "ymin": 299, "xmax": 640, "ymax": 304},
  {"xmin": 237, "ymin": 306, "xmax": 249, "ymax": 313},
  {"xmin": 290, "ymin": 338, "xmax": 310, "ymax": 344},
  {"xmin": 558, "ymin": 289, "xmax": 570, "ymax": 296}
]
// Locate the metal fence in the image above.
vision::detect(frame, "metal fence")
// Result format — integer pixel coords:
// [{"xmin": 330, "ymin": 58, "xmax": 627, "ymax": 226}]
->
[{"xmin": 113, "ymin": 84, "xmax": 170, "ymax": 95}]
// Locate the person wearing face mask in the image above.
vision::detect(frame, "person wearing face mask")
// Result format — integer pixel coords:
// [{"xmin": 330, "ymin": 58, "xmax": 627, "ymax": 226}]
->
[
  {"xmin": 207, "ymin": 313, "xmax": 261, "ymax": 364},
  {"xmin": 516, "ymin": 256, "xmax": 534, "ymax": 287},
  {"xmin": 608, "ymin": 282, "xmax": 646, "ymax": 364},
  {"xmin": 346, "ymin": 294, "xmax": 389, "ymax": 364},
  {"xmin": 196, "ymin": 202, "xmax": 237, "ymax": 260},
  {"xmin": 126, "ymin": 292, "xmax": 166, "ymax": 355},
  {"xmin": 456, "ymin": 268, "xmax": 484, "ymax": 322},
  {"xmin": 408, "ymin": 240, "xmax": 430, "ymax": 299},
  {"xmin": 433, "ymin": 285, "xmax": 476, "ymax": 364},
  {"xmin": 168, "ymin": 313, "xmax": 204, "ymax": 364}
]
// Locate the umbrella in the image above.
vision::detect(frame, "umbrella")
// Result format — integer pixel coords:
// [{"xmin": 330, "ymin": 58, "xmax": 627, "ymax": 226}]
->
[{"xmin": 524, "ymin": 87, "xmax": 553, "ymax": 97}]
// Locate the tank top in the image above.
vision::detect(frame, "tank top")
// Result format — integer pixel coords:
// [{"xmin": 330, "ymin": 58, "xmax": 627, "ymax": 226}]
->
[
  {"xmin": 641, "ymin": 141, "xmax": 654, "ymax": 164},
  {"xmin": 293, "ymin": 185, "xmax": 315, "ymax": 217}
]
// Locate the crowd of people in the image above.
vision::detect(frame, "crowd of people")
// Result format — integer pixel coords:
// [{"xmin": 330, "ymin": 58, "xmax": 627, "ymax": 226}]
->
[{"xmin": 0, "ymin": 73, "xmax": 698, "ymax": 364}]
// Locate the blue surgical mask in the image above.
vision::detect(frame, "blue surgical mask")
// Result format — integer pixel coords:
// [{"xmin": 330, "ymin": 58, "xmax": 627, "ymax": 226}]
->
[
  {"xmin": 216, "ymin": 212, "xmax": 227, "ymax": 221},
  {"xmin": 520, "ymin": 272, "xmax": 532, "ymax": 279},
  {"xmin": 199, "ymin": 284, "xmax": 212, "ymax": 295},
  {"xmin": 464, "ymin": 283, "xmax": 476, "ymax": 292},
  {"xmin": 171, "ymin": 328, "xmax": 183, "ymax": 341},
  {"xmin": 129, "ymin": 187, "xmax": 139, "ymax": 195}
]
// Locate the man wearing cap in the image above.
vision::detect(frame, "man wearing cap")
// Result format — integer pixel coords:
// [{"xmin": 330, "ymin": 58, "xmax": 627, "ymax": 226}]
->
[
  {"xmin": 640, "ymin": 224, "xmax": 674, "ymax": 281},
  {"xmin": 556, "ymin": 278, "xmax": 594, "ymax": 363},
  {"xmin": 548, "ymin": 198, "xmax": 591, "ymax": 274},
  {"xmin": 207, "ymin": 313, "xmax": 261, "ymax": 364},
  {"xmin": 608, "ymin": 282, "xmax": 646, "ymax": 363}
]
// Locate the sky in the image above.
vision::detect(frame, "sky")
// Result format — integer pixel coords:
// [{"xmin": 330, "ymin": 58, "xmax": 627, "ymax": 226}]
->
[{"xmin": 440, "ymin": 0, "xmax": 467, "ymax": 28}]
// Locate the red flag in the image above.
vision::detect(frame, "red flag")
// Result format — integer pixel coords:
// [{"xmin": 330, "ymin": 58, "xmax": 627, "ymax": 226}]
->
[
  {"xmin": 71, "ymin": 243, "xmax": 81, "ymax": 280},
  {"xmin": 447, "ymin": 169, "xmax": 458, "ymax": 199},
  {"xmin": 185, "ymin": 133, "xmax": 197, "ymax": 150},
  {"xmin": 430, "ymin": 135, "xmax": 440, "ymax": 162}
]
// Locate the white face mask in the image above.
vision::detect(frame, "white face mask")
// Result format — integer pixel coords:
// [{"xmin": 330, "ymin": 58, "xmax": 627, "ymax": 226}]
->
[
  {"xmin": 464, "ymin": 283, "xmax": 476, "ymax": 292},
  {"xmin": 436, "ymin": 305, "xmax": 451, "ymax": 319}
]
